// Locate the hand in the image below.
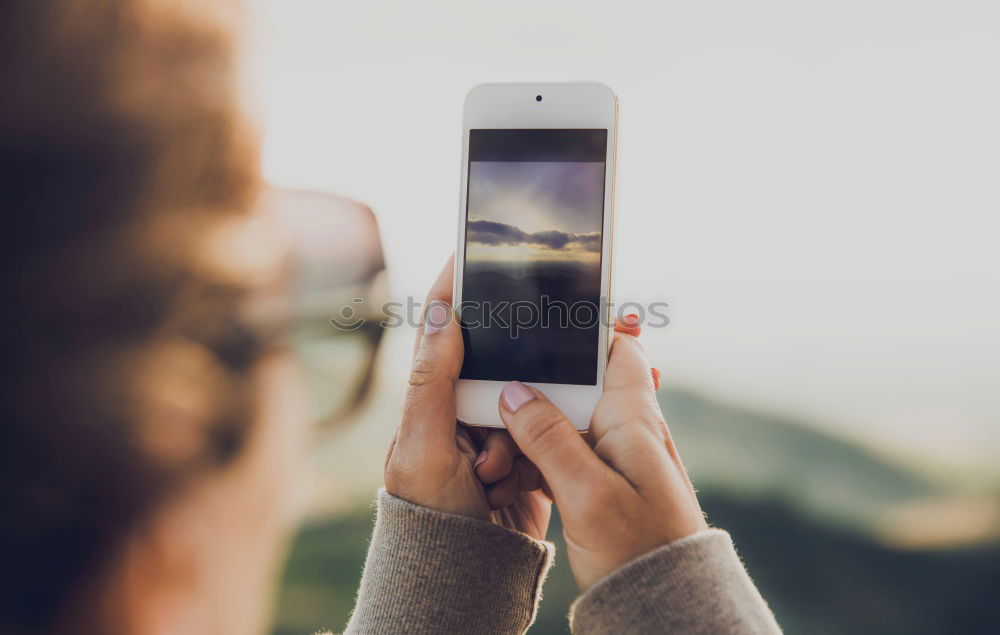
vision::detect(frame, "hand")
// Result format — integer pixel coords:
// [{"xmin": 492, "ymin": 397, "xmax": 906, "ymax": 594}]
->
[
  {"xmin": 494, "ymin": 320, "xmax": 707, "ymax": 590},
  {"xmin": 383, "ymin": 257, "xmax": 551, "ymax": 540}
]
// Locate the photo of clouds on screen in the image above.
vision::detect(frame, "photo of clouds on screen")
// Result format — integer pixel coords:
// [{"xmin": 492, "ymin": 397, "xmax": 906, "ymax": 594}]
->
[
  {"xmin": 460, "ymin": 129, "xmax": 607, "ymax": 385},
  {"xmin": 466, "ymin": 161, "xmax": 604, "ymax": 265}
]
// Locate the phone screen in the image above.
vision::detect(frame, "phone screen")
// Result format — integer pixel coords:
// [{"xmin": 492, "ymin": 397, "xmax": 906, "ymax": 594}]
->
[{"xmin": 459, "ymin": 129, "xmax": 608, "ymax": 385}]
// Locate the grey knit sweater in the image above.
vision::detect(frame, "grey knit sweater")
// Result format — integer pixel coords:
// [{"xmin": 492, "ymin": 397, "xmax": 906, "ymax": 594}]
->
[{"xmin": 345, "ymin": 489, "xmax": 781, "ymax": 634}]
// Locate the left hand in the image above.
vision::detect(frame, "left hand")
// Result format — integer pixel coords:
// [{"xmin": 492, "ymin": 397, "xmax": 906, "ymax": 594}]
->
[{"xmin": 383, "ymin": 257, "xmax": 551, "ymax": 540}]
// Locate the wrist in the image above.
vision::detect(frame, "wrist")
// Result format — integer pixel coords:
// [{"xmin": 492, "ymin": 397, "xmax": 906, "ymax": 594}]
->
[{"xmin": 348, "ymin": 489, "xmax": 556, "ymax": 633}]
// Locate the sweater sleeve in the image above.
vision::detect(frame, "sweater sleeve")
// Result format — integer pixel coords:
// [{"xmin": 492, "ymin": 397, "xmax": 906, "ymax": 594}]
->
[
  {"xmin": 344, "ymin": 489, "xmax": 554, "ymax": 634},
  {"xmin": 570, "ymin": 529, "xmax": 781, "ymax": 634}
]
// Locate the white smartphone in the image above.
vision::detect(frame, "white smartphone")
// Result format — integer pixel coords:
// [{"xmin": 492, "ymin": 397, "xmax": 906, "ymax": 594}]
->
[{"xmin": 454, "ymin": 82, "xmax": 618, "ymax": 430}]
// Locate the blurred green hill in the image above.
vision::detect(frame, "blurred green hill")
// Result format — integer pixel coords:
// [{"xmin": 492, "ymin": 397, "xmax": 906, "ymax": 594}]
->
[
  {"xmin": 660, "ymin": 388, "xmax": 937, "ymax": 530},
  {"xmin": 272, "ymin": 389, "xmax": 1000, "ymax": 634}
]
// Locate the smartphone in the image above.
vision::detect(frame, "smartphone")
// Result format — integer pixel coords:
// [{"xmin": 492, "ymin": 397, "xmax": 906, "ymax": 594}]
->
[{"xmin": 454, "ymin": 82, "xmax": 618, "ymax": 430}]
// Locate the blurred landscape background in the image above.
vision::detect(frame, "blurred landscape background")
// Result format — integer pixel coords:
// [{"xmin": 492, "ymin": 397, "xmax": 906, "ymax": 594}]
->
[
  {"xmin": 246, "ymin": 1, "xmax": 1000, "ymax": 632},
  {"xmin": 269, "ymin": 330, "xmax": 1000, "ymax": 634}
]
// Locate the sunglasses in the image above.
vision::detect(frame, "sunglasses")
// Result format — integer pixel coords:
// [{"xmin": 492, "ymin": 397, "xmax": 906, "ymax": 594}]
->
[{"xmin": 244, "ymin": 186, "xmax": 388, "ymax": 428}]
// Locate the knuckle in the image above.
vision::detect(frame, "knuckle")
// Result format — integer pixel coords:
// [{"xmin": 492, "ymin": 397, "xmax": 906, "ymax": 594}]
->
[
  {"xmin": 407, "ymin": 355, "xmax": 445, "ymax": 388},
  {"xmin": 605, "ymin": 415, "xmax": 667, "ymax": 449},
  {"xmin": 628, "ymin": 413, "xmax": 667, "ymax": 438},
  {"xmin": 614, "ymin": 332, "xmax": 644, "ymax": 353},
  {"xmin": 383, "ymin": 442, "xmax": 410, "ymax": 486},
  {"xmin": 519, "ymin": 407, "xmax": 570, "ymax": 453},
  {"xmin": 384, "ymin": 459, "xmax": 407, "ymax": 494},
  {"xmin": 383, "ymin": 445, "xmax": 430, "ymax": 496},
  {"xmin": 383, "ymin": 430, "xmax": 399, "ymax": 473},
  {"xmin": 626, "ymin": 333, "xmax": 645, "ymax": 352}
]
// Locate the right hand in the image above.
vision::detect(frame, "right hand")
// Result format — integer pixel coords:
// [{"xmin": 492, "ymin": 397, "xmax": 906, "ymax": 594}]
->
[{"xmin": 495, "ymin": 327, "xmax": 707, "ymax": 591}]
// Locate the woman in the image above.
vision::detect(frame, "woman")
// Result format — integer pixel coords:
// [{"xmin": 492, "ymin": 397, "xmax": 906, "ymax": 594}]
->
[{"xmin": 0, "ymin": 1, "xmax": 780, "ymax": 634}]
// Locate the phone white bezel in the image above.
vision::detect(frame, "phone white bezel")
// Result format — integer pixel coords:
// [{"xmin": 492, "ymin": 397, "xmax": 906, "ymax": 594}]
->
[{"xmin": 454, "ymin": 82, "xmax": 618, "ymax": 431}]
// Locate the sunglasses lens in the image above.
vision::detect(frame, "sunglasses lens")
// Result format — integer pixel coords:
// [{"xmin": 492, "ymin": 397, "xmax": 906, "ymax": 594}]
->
[
  {"xmin": 262, "ymin": 186, "xmax": 388, "ymax": 427},
  {"xmin": 295, "ymin": 325, "xmax": 375, "ymax": 424}
]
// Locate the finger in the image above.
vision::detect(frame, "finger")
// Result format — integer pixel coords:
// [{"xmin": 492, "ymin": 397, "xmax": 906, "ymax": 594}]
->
[
  {"xmin": 590, "ymin": 333, "xmax": 662, "ymax": 448},
  {"xmin": 651, "ymin": 367, "xmax": 661, "ymax": 390},
  {"xmin": 486, "ymin": 457, "xmax": 543, "ymax": 509},
  {"xmin": 498, "ymin": 381, "xmax": 613, "ymax": 502},
  {"xmin": 615, "ymin": 314, "xmax": 642, "ymax": 337},
  {"xmin": 589, "ymin": 336, "xmax": 674, "ymax": 487},
  {"xmin": 475, "ymin": 430, "xmax": 519, "ymax": 484},
  {"xmin": 399, "ymin": 258, "xmax": 464, "ymax": 446},
  {"xmin": 412, "ymin": 254, "xmax": 455, "ymax": 360},
  {"xmin": 603, "ymin": 333, "xmax": 654, "ymax": 392}
]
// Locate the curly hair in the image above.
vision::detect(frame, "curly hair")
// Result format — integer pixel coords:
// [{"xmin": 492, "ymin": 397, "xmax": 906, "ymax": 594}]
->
[{"xmin": 0, "ymin": 1, "xmax": 262, "ymax": 631}]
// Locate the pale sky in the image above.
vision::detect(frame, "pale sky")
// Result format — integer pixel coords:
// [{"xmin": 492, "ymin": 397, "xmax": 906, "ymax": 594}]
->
[{"xmin": 248, "ymin": 0, "xmax": 1000, "ymax": 479}]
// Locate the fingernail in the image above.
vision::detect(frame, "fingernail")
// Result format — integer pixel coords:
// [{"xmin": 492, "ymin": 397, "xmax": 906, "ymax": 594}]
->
[
  {"xmin": 624, "ymin": 313, "xmax": 640, "ymax": 326},
  {"xmin": 651, "ymin": 367, "xmax": 661, "ymax": 390},
  {"xmin": 424, "ymin": 303, "xmax": 450, "ymax": 335},
  {"xmin": 473, "ymin": 451, "xmax": 488, "ymax": 472},
  {"xmin": 501, "ymin": 381, "xmax": 536, "ymax": 413}
]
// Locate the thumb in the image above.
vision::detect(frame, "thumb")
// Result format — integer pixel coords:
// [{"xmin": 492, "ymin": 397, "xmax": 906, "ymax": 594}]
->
[
  {"xmin": 497, "ymin": 382, "xmax": 610, "ymax": 503},
  {"xmin": 400, "ymin": 300, "xmax": 464, "ymax": 445}
]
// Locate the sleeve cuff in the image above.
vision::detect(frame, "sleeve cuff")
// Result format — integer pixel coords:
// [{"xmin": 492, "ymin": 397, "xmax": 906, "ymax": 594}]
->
[
  {"xmin": 570, "ymin": 529, "xmax": 781, "ymax": 634},
  {"xmin": 345, "ymin": 489, "xmax": 554, "ymax": 634}
]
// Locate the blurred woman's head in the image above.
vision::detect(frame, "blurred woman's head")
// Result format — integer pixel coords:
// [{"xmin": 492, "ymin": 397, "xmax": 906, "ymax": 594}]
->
[{"xmin": 0, "ymin": 1, "xmax": 309, "ymax": 633}]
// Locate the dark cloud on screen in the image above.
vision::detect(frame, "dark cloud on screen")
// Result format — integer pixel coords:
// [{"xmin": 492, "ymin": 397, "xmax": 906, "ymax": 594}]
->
[{"xmin": 468, "ymin": 220, "xmax": 600, "ymax": 252}]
